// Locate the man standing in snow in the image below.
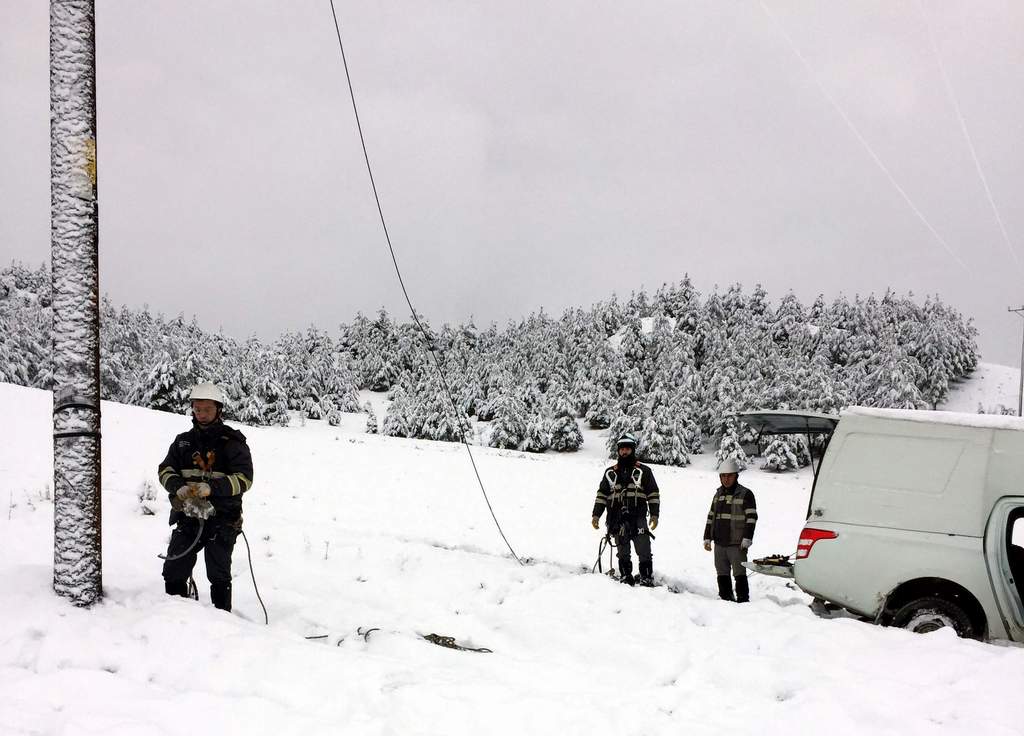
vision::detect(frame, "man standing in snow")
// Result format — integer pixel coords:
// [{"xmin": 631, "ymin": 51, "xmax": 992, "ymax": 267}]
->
[
  {"xmin": 591, "ymin": 433, "xmax": 660, "ymax": 586},
  {"xmin": 158, "ymin": 382, "xmax": 254, "ymax": 612},
  {"xmin": 703, "ymin": 458, "xmax": 757, "ymax": 602}
]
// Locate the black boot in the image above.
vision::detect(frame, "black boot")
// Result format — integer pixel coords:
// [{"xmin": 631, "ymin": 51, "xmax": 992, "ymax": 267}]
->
[
  {"xmin": 638, "ymin": 560, "xmax": 654, "ymax": 587},
  {"xmin": 210, "ymin": 582, "xmax": 232, "ymax": 612},
  {"xmin": 716, "ymin": 575, "xmax": 734, "ymax": 601},
  {"xmin": 618, "ymin": 559, "xmax": 634, "ymax": 585},
  {"xmin": 735, "ymin": 576, "xmax": 749, "ymax": 603},
  {"xmin": 165, "ymin": 579, "xmax": 189, "ymax": 598}
]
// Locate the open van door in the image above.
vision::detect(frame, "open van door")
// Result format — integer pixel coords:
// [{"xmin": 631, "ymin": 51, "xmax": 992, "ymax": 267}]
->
[
  {"xmin": 737, "ymin": 410, "xmax": 839, "ymax": 479},
  {"xmin": 735, "ymin": 411, "xmax": 840, "ymax": 581},
  {"xmin": 986, "ymin": 498, "xmax": 1024, "ymax": 641}
]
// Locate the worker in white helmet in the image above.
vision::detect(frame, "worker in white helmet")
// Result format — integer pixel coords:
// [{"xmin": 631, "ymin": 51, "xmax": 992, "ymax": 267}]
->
[{"xmin": 157, "ymin": 382, "xmax": 254, "ymax": 611}]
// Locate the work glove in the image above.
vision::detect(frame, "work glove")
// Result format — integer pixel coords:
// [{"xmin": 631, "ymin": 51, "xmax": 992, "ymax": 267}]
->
[
  {"xmin": 192, "ymin": 482, "xmax": 212, "ymax": 498},
  {"xmin": 703, "ymin": 540, "xmax": 712, "ymax": 552},
  {"xmin": 591, "ymin": 516, "xmax": 600, "ymax": 530},
  {"xmin": 649, "ymin": 516, "xmax": 658, "ymax": 531},
  {"xmin": 740, "ymin": 538, "xmax": 752, "ymax": 550},
  {"xmin": 176, "ymin": 482, "xmax": 212, "ymax": 500}
]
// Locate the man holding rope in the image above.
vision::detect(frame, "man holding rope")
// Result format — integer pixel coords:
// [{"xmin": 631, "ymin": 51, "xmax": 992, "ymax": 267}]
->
[{"xmin": 158, "ymin": 382, "xmax": 254, "ymax": 612}]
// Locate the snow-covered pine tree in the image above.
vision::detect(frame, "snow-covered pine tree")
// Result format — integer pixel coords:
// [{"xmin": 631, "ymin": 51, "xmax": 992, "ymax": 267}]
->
[
  {"xmin": 861, "ymin": 338, "xmax": 927, "ymax": 410},
  {"xmin": 548, "ymin": 386, "xmax": 583, "ymax": 452},
  {"xmin": 382, "ymin": 385, "xmax": 414, "ymax": 437},
  {"xmin": 715, "ymin": 421, "xmax": 749, "ymax": 470},
  {"xmin": 761, "ymin": 434, "xmax": 801, "ymax": 472},
  {"xmin": 638, "ymin": 404, "xmax": 690, "ymax": 466},
  {"xmin": 521, "ymin": 411, "xmax": 552, "ymax": 453},
  {"xmin": 585, "ymin": 386, "xmax": 615, "ymax": 429},
  {"xmin": 488, "ymin": 393, "xmax": 528, "ymax": 450},
  {"xmin": 605, "ymin": 408, "xmax": 643, "ymax": 457},
  {"xmin": 618, "ymin": 316, "xmax": 649, "ymax": 387},
  {"xmin": 417, "ymin": 373, "xmax": 471, "ymax": 443},
  {"xmin": 771, "ymin": 291, "xmax": 807, "ymax": 347},
  {"xmin": 364, "ymin": 402, "xmax": 379, "ymax": 434},
  {"xmin": 911, "ymin": 299, "xmax": 952, "ymax": 409}
]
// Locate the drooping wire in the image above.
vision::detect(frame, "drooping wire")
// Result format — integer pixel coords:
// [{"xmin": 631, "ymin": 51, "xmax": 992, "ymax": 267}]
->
[
  {"xmin": 756, "ymin": 0, "xmax": 971, "ymax": 274},
  {"xmin": 326, "ymin": 1, "xmax": 523, "ymax": 565},
  {"xmin": 915, "ymin": 0, "xmax": 1021, "ymax": 271},
  {"xmin": 240, "ymin": 530, "xmax": 269, "ymax": 625}
]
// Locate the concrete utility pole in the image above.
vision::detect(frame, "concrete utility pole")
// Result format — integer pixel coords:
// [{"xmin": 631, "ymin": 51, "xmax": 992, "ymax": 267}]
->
[
  {"xmin": 1010, "ymin": 307, "xmax": 1024, "ymax": 418},
  {"xmin": 50, "ymin": 0, "xmax": 102, "ymax": 606}
]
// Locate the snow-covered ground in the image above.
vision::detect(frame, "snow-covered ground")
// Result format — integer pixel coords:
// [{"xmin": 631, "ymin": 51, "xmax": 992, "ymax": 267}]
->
[
  {"xmin": 2, "ymin": 380, "xmax": 1022, "ymax": 736},
  {"xmin": 942, "ymin": 362, "xmax": 1019, "ymax": 414}
]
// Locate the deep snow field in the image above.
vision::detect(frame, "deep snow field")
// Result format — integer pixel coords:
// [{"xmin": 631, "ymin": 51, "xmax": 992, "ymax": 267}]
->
[{"xmin": 1, "ymin": 369, "xmax": 1023, "ymax": 736}]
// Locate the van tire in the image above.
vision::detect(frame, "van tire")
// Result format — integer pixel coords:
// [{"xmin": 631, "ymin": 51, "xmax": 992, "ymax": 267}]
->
[{"xmin": 891, "ymin": 597, "xmax": 977, "ymax": 638}]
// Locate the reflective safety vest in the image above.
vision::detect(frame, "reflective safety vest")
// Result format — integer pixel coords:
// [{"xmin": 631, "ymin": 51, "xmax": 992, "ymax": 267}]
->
[{"xmin": 704, "ymin": 483, "xmax": 757, "ymax": 545}]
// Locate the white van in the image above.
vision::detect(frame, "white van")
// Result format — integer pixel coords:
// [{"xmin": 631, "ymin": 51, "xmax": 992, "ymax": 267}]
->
[{"xmin": 742, "ymin": 408, "xmax": 1024, "ymax": 642}]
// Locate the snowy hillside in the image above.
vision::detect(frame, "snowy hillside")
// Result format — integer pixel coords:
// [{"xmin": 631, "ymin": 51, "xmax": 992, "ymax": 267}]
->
[
  {"xmin": 1, "ymin": 381, "xmax": 1022, "ymax": 736},
  {"xmin": 941, "ymin": 362, "xmax": 1020, "ymax": 414}
]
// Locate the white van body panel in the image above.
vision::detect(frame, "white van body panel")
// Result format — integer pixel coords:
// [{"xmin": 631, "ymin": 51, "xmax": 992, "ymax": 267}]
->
[
  {"xmin": 790, "ymin": 407, "xmax": 1024, "ymax": 642},
  {"xmin": 794, "ymin": 522, "xmax": 1008, "ymax": 640},
  {"xmin": 809, "ymin": 412, "xmax": 994, "ymax": 536}
]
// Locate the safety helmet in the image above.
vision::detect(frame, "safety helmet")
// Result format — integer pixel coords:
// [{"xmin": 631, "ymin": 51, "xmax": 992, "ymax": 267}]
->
[
  {"xmin": 190, "ymin": 382, "xmax": 227, "ymax": 406},
  {"xmin": 616, "ymin": 433, "xmax": 638, "ymax": 449},
  {"xmin": 717, "ymin": 457, "xmax": 742, "ymax": 474}
]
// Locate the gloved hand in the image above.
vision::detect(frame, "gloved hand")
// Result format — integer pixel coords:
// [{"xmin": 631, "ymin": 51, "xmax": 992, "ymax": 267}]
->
[
  {"xmin": 703, "ymin": 540, "xmax": 712, "ymax": 552},
  {"xmin": 591, "ymin": 516, "xmax": 600, "ymax": 530},
  {"xmin": 192, "ymin": 482, "xmax": 212, "ymax": 498},
  {"xmin": 649, "ymin": 516, "xmax": 658, "ymax": 531},
  {"xmin": 176, "ymin": 482, "xmax": 212, "ymax": 500},
  {"xmin": 740, "ymin": 538, "xmax": 752, "ymax": 550}
]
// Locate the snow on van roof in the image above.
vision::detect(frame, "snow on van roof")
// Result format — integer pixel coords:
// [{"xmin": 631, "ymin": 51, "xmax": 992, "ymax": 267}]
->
[{"xmin": 843, "ymin": 406, "xmax": 1024, "ymax": 431}]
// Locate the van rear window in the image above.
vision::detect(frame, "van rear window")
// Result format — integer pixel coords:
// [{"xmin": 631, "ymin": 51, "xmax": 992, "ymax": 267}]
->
[{"xmin": 831, "ymin": 433, "xmax": 965, "ymax": 495}]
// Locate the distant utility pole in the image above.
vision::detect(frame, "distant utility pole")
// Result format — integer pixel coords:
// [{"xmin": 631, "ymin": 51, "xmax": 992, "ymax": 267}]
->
[
  {"xmin": 50, "ymin": 0, "xmax": 102, "ymax": 606},
  {"xmin": 1010, "ymin": 306, "xmax": 1024, "ymax": 418}
]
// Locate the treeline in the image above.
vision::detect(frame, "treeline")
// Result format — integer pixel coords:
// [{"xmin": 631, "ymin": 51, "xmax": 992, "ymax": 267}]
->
[{"xmin": 0, "ymin": 261, "xmax": 978, "ymax": 470}]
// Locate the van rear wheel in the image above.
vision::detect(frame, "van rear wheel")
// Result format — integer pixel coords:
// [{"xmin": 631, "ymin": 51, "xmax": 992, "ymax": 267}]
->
[{"xmin": 891, "ymin": 597, "xmax": 977, "ymax": 638}]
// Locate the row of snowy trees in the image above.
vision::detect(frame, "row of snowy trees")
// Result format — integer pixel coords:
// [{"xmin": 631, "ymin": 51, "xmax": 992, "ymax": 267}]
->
[{"xmin": 1, "ymin": 261, "xmax": 979, "ymax": 471}]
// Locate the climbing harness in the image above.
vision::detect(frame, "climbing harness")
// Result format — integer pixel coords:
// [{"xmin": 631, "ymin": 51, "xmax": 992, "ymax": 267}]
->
[{"xmin": 604, "ymin": 466, "xmax": 654, "ymax": 541}]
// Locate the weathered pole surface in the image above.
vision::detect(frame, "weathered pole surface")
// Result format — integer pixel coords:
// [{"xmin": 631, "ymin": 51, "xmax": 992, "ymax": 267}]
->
[{"xmin": 50, "ymin": 0, "xmax": 102, "ymax": 606}]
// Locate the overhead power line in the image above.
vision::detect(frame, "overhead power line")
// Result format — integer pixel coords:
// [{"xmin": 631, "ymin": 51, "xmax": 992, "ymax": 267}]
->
[
  {"xmin": 326, "ymin": 0, "xmax": 523, "ymax": 565},
  {"xmin": 916, "ymin": 0, "xmax": 1021, "ymax": 272},
  {"xmin": 756, "ymin": 0, "xmax": 971, "ymax": 274}
]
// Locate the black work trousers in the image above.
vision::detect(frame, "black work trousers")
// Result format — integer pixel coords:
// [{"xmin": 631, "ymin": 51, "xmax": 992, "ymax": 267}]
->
[
  {"xmin": 162, "ymin": 519, "xmax": 238, "ymax": 586},
  {"xmin": 612, "ymin": 515, "xmax": 653, "ymax": 577}
]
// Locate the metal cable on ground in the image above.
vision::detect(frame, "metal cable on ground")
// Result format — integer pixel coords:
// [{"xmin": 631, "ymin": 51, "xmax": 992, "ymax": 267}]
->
[
  {"xmin": 326, "ymin": 0, "xmax": 523, "ymax": 565},
  {"xmin": 240, "ymin": 530, "xmax": 269, "ymax": 625}
]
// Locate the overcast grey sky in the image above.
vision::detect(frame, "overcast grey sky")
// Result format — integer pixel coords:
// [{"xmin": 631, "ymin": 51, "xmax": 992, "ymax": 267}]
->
[{"xmin": 2, "ymin": 1, "xmax": 1023, "ymax": 364}]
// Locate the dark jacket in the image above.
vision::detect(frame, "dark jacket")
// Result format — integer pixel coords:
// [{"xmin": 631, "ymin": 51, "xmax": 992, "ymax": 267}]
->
[
  {"xmin": 158, "ymin": 419, "xmax": 254, "ymax": 527},
  {"xmin": 592, "ymin": 460, "xmax": 660, "ymax": 523},
  {"xmin": 703, "ymin": 482, "xmax": 756, "ymax": 545}
]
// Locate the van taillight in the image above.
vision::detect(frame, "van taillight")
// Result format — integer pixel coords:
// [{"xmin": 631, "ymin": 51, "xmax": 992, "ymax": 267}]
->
[{"xmin": 796, "ymin": 528, "xmax": 838, "ymax": 559}]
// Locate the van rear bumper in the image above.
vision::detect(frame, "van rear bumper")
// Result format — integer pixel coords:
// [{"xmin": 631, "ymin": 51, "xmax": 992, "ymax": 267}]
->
[{"xmin": 743, "ymin": 557, "xmax": 795, "ymax": 579}]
